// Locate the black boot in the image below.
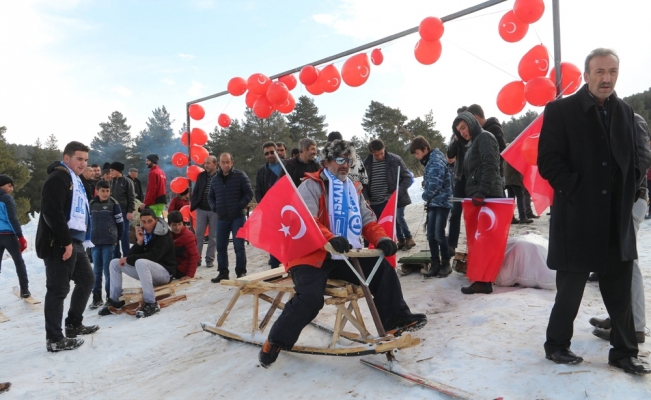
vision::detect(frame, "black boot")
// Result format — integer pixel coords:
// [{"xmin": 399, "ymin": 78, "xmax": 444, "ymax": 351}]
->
[
  {"xmin": 385, "ymin": 313, "xmax": 428, "ymax": 335},
  {"xmin": 211, "ymin": 271, "xmax": 230, "ymax": 283},
  {"xmin": 47, "ymin": 337, "xmax": 84, "ymax": 352},
  {"xmin": 259, "ymin": 339, "xmax": 282, "ymax": 368},
  {"xmin": 423, "ymin": 258, "xmax": 441, "ymax": 278},
  {"xmin": 98, "ymin": 298, "xmax": 126, "ymax": 316},
  {"xmin": 20, "ymin": 286, "xmax": 31, "ymax": 299},
  {"xmin": 66, "ymin": 324, "xmax": 100, "ymax": 338},
  {"xmin": 438, "ymin": 258, "xmax": 452, "ymax": 277},
  {"xmin": 89, "ymin": 292, "xmax": 103, "ymax": 310},
  {"xmin": 136, "ymin": 302, "xmax": 160, "ymax": 318},
  {"xmin": 461, "ymin": 281, "xmax": 493, "ymax": 294}
]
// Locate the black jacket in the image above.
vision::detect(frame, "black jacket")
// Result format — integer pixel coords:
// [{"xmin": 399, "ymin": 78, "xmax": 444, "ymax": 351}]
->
[
  {"xmin": 447, "ymin": 133, "xmax": 470, "ymax": 181},
  {"xmin": 126, "ymin": 219, "xmax": 177, "ymax": 276},
  {"xmin": 362, "ymin": 152, "xmax": 413, "ymax": 208},
  {"xmin": 280, "ymin": 157, "xmax": 320, "ymax": 188},
  {"xmin": 127, "ymin": 176, "xmax": 144, "ymax": 203},
  {"xmin": 110, "ymin": 176, "xmax": 136, "ymax": 213},
  {"xmin": 255, "ymin": 163, "xmax": 280, "ymax": 203},
  {"xmin": 482, "ymin": 117, "xmax": 507, "ymax": 153},
  {"xmin": 538, "ymin": 85, "xmax": 638, "ymax": 272},
  {"xmin": 208, "ymin": 168, "xmax": 253, "ymax": 221},
  {"xmin": 35, "ymin": 162, "xmax": 74, "ymax": 259},
  {"xmin": 89, "ymin": 196, "xmax": 124, "ymax": 245},
  {"xmin": 190, "ymin": 170, "xmax": 216, "ymax": 212},
  {"xmin": 454, "ymin": 112, "xmax": 503, "ymax": 198}
]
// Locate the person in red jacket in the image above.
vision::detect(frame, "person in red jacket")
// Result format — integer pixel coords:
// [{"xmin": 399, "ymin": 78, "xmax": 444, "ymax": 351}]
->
[
  {"xmin": 168, "ymin": 211, "xmax": 199, "ymax": 280},
  {"xmin": 168, "ymin": 188, "xmax": 189, "ymax": 213},
  {"xmin": 140, "ymin": 154, "xmax": 167, "ymax": 217}
]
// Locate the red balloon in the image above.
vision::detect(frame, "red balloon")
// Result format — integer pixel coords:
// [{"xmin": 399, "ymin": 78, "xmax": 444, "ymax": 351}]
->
[
  {"xmin": 170, "ymin": 177, "xmax": 189, "ymax": 194},
  {"xmin": 180, "ymin": 131, "xmax": 189, "ymax": 146},
  {"xmin": 342, "ymin": 53, "xmax": 371, "ymax": 87},
  {"xmin": 190, "ymin": 127, "xmax": 208, "ymax": 146},
  {"xmin": 549, "ymin": 62, "xmax": 582, "ymax": 95},
  {"xmin": 187, "ymin": 165, "xmax": 204, "ymax": 182},
  {"xmin": 513, "ymin": 0, "xmax": 545, "ymax": 24},
  {"xmin": 318, "ymin": 65, "xmax": 340, "ymax": 93},
  {"xmin": 305, "ymin": 80, "xmax": 324, "ymax": 96},
  {"xmin": 180, "ymin": 205, "xmax": 191, "ymax": 222},
  {"xmin": 414, "ymin": 39, "xmax": 442, "ymax": 65},
  {"xmin": 278, "ymin": 74, "xmax": 297, "ymax": 91},
  {"xmin": 227, "ymin": 77, "xmax": 247, "ymax": 96},
  {"xmin": 497, "ymin": 81, "xmax": 526, "ymax": 115},
  {"xmin": 247, "ymin": 73, "xmax": 271, "ymax": 96},
  {"xmin": 276, "ymin": 93, "xmax": 296, "ymax": 114},
  {"xmin": 253, "ymin": 95, "xmax": 274, "ymax": 119},
  {"xmin": 371, "ymin": 48, "xmax": 384, "ymax": 66},
  {"xmin": 218, "ymin": 113, "xmax": 231, "ymax": 128},
  {"xmin": 299, "ymin": 65, "xmax": 319, "ymax": 86},
  {"xmin": 419, "ymin": 17, "xmax": 444, "ymax": 42},
  {"xmin": 521, "ymin": 135, "xmax": 540, "ymax": 166},
  {"xmin": 171, "ymin": 152, "xmax": 189, "ymax": 168},
  {"xmin": 188, "ymin": 104, "xmax": 205, "ymax": 120},
  {"xmin": 189, "ymin": 145, "xmax": 209, "ymax": 164},
  {"xmin": 524, "ymin": 77, "xmax": 556, "ymax": 107},
  {"xmin": 245, "ymin": 91, "xmax": 260, "ymax": 108},
  {"xmin": 266, "ymin": 81, "xmax": 289, "ymax": 105},
  {"xmin": 499, "ymin": 10, "xmax": 529, "ymax": 43},
  {"xmin": 518, "ymin": 45, "xmax": 549, "ymax": 82}
]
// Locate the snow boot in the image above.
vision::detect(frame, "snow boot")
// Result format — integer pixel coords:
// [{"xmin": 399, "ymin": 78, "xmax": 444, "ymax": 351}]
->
[
  {"xmin": 386, "ymin": 313, "xmax": 428, "ymax": 336},
  {"xmin": 89, "ymin": 292, "xmax": 103, "ymax": 310},
  {"xmin": 236, "ymin": 269, "xmax": 247, "ymax": 279},
  {"xmin": 46, "ymin": 337, "xmax": 84, "ymax": 352},
  {"xmin": 396, "ymin": 239, "xmax": 405, "ymax": 251},
  {"xmin": 423, "ymin": 258, "xmax": 441, "ymax": 278},
  {"xmin": 0, "ymin": 382, "xmax": 11, "ymax": 394},
  {"xmin": 66, "ymin": 323, "xmax": 100, "ymax": 338},
  {"xmin": 403, "ymin": 237, "xmax": 416, "ymax": 251},
  {"xmin": 461, "ymin": 281, "xmax": 493, "ymax": 295},
  {"xmin": 136, "ymin": 302, "xmax": 160, "ymax": 318},
  {"xmin": 20, "ymin": 286, "xmax": 31, "ymax": 299},
  {"xmin": 438, "ymin": 259, "xmax": 452, "ymax": 278},
  {"xmin": 259, "ymin": 339, "xmax": 281, "ymax": 368},
  {"xmin": 98, "ymin": 298, "xmax": 126, "ymax": 316},
  {"xmin": 211, "ymin": 271, "xmax": 229, "ymax": 283}
]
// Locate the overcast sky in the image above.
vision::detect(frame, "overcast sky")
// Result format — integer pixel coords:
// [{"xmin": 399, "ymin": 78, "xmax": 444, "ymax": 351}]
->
[{"xmin": 1, "ymin": 0, "xmax": 650, "ymax": 150}]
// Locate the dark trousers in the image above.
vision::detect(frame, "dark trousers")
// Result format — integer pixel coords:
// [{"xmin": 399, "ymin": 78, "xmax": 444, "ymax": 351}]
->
[
  {"xmin": 447, "ymin": 178, "xmax": 465, "ymax": 249},
  {"xmin": 545, "ymin": 261, "xmax": 638, "ymax": 362},
  {"xmin": 506, "ymin": 185, "xmax": 526, "ymax": 220},
  {"xmin": 269, "ymin": 254, "xmax": 280, "ymax": 269},
  {"xmin": 44, "ymin": 242, "xmax": 95, "ymax": 342},
  {"xmin": 113, "ymin": 210, "xmax": 131, "ymax": 258},
  {"xmin": 216, "ymin": 216, "xmax": 246, "ymax": 273},
  {"xmin": 268, "ymin": 257, "xmax": 411, "ymax": 349},
  {"xmin": 0, "ymin": 234, "xmax": 29, "ymax": 289}
]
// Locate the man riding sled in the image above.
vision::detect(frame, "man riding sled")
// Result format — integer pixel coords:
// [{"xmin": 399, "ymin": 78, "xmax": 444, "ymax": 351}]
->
[{"xmin": 259, "ymin": 139, "xmax": 427, "ymax": 368}]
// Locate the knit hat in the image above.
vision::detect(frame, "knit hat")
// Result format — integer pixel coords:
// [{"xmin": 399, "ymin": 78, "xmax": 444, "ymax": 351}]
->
[
  {"xmin": 102, "ymin": 169, "xmax": 110, "ymax": 176},
  {"xmin": 103, "ymin": 162, "xmax": 111, "ymax": 170},
  {"xmin": 322, "ymin": 139, "xmax": 357, "ymax": 164},
  {"xmin": 110, "ymin": 161, "xmax": 124, "ymax": 173},
  {"xmin": 146, "ymin": 154, "xmax": 159, "ymax": 164},
  {"xmin": 0, "ymin": 174, "xmax": 14, "ymax": 187},
  {"xmin": 129, "ymin": 167, "xmax": 138, "ymax": 173}
]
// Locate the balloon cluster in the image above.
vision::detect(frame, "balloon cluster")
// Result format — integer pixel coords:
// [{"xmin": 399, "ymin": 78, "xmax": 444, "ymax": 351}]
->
[
  {"xmin": 414, "ymin": 17, "xmax": 444, "ymax": 65},
  {"xmin": 225, "ymin": 72, "xmax": 297, "ymax": 119},
  {"xmin": 497, "ymin": 0, "xmax": 545, "ymax": 43}
]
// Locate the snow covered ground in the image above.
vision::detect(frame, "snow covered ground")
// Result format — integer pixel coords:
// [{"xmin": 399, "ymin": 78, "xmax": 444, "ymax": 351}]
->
[{"xmin": 1, "ymin": 182, "xmax": 651, "ymax": 399}]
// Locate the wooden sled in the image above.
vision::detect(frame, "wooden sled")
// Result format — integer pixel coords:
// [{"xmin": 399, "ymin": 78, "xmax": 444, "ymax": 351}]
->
[
  {"xmin": 0, "ymin": 310, "xmax": 8, "ymax": 323},
  {"xmin": 452, "ymin": 252, "xmax": 468, "ymax": 274},
  {"xmin": 202, "ymin": 248, "xmax": 420, "ymax": 356},
  {"xmin": 119, "ymin": 278, "xmax": 197, "ymax": 304},
  {"xmin": 397, "ymin": 250, "xmax": 431, "ymax": 276},
  {"xmin": 13, "ymin": 286, "xmax": 41, "ymax": 304},
  {"xmin": 110, "ymin": 293, "xmax": 187, "ymax": 316}
]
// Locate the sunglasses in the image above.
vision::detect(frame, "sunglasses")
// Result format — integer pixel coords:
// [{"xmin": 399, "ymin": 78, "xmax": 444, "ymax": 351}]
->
[
  {"xmin": 334, "ymin": 157, "xmax": 352, "ymax": 165},
  {"xmin": 264, "ymin": 151, "xmax": 275, "ymax": 156}
]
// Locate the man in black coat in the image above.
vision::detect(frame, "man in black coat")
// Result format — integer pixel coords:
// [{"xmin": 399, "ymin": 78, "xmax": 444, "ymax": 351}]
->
[
  {"xmin": 538, "ymin": 48, "xmax": 648, "ymax": 374},
  {"xmin": 35, "ymin": 141, "xmax": 98, "ymax": 352},
  {"xmin": 255, "ymin": 142, "xmax": 283, "ymax": 269},
  {"xmin": 191, "ymin": 156, "xmax": 219, "ymax": 268},
  {"xmin": 280, "ymin": 138, "xmax": 320, "ymax": 188},
  {"xmin": 208, "ymin": 153, "xmax": 253, "ymax": 282}
]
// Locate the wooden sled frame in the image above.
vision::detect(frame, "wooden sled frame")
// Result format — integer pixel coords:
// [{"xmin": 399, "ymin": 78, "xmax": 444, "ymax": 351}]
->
[
  {"xmin": 203, "ymin": 248, "xmax": 420, "ymax": 355},
  {"xmin": 119, "ymin": 278, "xmax": 197, "ymax": 304}
]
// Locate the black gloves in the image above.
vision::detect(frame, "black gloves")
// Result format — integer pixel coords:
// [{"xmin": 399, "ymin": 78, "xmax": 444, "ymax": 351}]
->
[
  {"xmin": 376, "ymin": 239, "xmax": 398, "ymax": 256},
  {"xmin": 329, "ymin": 236, "xmax": 351, "ymax": 254},
  {"xmin": 471, "ymin": 193, "xmax": 486, "ymax": 207}
]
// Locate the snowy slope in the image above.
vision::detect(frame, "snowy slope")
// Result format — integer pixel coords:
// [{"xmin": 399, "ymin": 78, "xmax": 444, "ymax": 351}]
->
[{"xmin": 1, "ymin": 198, "xmax": 651, "ymax": 399}]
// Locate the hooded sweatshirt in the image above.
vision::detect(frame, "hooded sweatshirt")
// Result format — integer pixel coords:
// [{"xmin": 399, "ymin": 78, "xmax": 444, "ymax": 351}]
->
[{"xmin": 126, "ymin": 218, "xmax": 177, "ymax": 276}]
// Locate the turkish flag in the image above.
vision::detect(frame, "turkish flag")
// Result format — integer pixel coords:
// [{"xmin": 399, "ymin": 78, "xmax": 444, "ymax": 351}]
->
[
  {"xmin": 501, "ymin": 113, "xmax": 554, "ymax": 215},
  {"xmin": 236, "ymin": 175, "xmax": 327, "ymax": 266},
  {"xmin": 369, "ymin": 190, "xmax": 397, "ymax": 267},
  {"xmin": 462, "ymin": 198, "xmax": 514, "ymax": 282}
]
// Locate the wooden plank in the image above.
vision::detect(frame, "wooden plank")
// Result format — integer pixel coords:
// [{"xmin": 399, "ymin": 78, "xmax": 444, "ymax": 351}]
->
[
  {"xmin": 232, "ymin": 267, "xmax": 286, "ymax": 284},
  {"xmin": 335, "ymin": 304, "xmax": 370, "ymax": 337},
  {"xmin": 216, "ymin": 289, "xmax": 241, "ymax": 327},
  {"xmin": 259, "ymin": 292, "xmax": 285, "ymax": 332},
  {"xmin": 252, "ymin": 294, "xmax": 259, "ymax": 334},
  {"xmin": 159, "ymin": 294, "xmax": 187, "ymax": 308},
  {"xmin": 0, "ymin": 311, "xmax": 8, "ymax": 323},
  {"xmin": 324, "ymin": 243, "xmax": 383, "ymax": 258},
  {"xmin": 325, "ymin": 294, "xmax": 365, "ymax": 305},
  {"xmin": 350, "ymin": 300, "xmax": 369, "ymax": 339},
  {"xmin": 324, "ymin": 286, "xmax": 349, "ymax": 297},
  {"xmin": 330, "ymin": 307, "xmax": 344, "ymax": 347},
  {"xmin": 13, "ymin": 287, "xmax": 41, "ymax": 304}
]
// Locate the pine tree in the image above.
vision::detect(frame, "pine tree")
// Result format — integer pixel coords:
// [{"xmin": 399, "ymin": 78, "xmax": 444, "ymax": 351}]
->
[
  {"xmin": 502, "ymin": 110, "xmax": 539, "ymax": 142},
  {"xmin": 0, "ymin": 126, "xmax": 32, "ymax": 223},
  {"xmin": 16, "ymin": 135, "xmax": 61, "ymax": 214},
  {"xmin": 89, "ymin": 111, "xmax": 133, "ymax": 166},
  {"xmin": 286, "ymin": 96, "xmax": 328, "ymax": 147},
  {"xmin": 403, "ymin": 111, "xmax": 445, "ymax": 176}
]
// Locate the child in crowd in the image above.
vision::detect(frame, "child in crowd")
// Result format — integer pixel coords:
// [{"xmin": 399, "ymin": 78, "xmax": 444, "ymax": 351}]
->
[
  {"xmin": 168, "ymin": 211, "xmax": 199, "ymax": 280},
  {"xmin": 89, "ymin": 180, "xmax": 124, "ymax": 309},
  {"xmin": 0, "ymin": 175, "xmax": 30, "ymax": 298},
  {"xmin": 168, "ymin": 188, "xmax": 190, "ymax": 213},
  {"xmin": 409, "ymin": 136, "xmax": 453, "ymax": 278}
]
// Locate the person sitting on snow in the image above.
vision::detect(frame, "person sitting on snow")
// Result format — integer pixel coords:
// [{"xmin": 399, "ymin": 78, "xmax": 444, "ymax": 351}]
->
[
  {"xmin": 167, "ymin": 211, "xmax": 199, "ymax": 280},
  {"xmin": 99, "ymin": 208, "xmax": 177, "ymax": 318},
  {"xmin": 259, "ymin": 139, "xmax": 427, "ymax": 368}
]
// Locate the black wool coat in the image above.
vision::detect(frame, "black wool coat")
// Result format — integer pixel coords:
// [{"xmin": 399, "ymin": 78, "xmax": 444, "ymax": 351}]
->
[
  {"xmin": 538, "ymin": 85, "xmax": 639, "ymax": 272},
  {"xmin": 36, "ymin": 162, "xmax": 74, "ymax": 259}
]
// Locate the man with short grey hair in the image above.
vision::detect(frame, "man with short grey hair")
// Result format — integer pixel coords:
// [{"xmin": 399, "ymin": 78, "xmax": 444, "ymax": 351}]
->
[
  {"xmin": 191, "ymin": 155, "xmax": 219, "ymax": 268},
  {"xmin": 280, "ymin": 138, "xmax": 320, "ymax": 187},
  {"xmin": 127, "ymin": 168, "xmax": 144, "ymax": 203}
]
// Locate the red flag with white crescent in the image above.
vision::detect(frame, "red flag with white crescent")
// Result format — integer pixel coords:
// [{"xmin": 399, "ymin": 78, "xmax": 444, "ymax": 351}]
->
[
  {"xmin": 236, "ymin": 175, "xmax": 327, "ymax": 266},
  {"xmin": 462, "ymin": 198, "xmax": 514, "ymax": 282},
  {"xmin": 369, "ymin": 190, "xmax": 397, "ymax": 267}
]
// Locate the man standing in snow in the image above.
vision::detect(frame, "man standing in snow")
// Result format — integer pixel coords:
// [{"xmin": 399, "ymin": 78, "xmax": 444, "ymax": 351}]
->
[
  {"xmin": 36, "ymin": 141, "xmax": 98, "ymax": 352},
  {"xmin": 140, "ymin": 154, "xmax": 167, "ymax": 217},
  {"xmin": 255, "ymin": 142, "xmax": 283, "ymax": 269},
  {"xmin": 538, "ymin": 48, "xmax": 649, "ymax": 374}
]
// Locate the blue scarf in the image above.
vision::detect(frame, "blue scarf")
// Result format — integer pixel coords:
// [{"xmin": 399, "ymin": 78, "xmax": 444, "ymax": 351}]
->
[{"xmin": 324, "ymin": 169, "xmax": 362, "ymax": 259}]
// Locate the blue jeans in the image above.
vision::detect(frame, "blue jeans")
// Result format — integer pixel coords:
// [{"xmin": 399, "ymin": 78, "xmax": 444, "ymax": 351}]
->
[
  {"xmin": 92, "ymin": 244, "xmax": 115, "ymax": 295},
  {"xmin": 216, "ymin": 216, "xmax": 246, "ymax": 273},
  {"xmin": 396, "ymin": 206, "xmax": 412, "ymax": 240},
  {"xmin": 447, "ymin": 178, "xmax": 465, "ymax": 249},
  {"xmin": 428, "ymin": 207, "xmax": 450, "ymax": 261},
  {"xmin": 113, "ymin": 210, "xmax": 131, "ymax": 258}
]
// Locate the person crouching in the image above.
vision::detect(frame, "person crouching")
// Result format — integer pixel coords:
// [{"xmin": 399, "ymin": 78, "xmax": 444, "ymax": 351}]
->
[{"xmin": 167, "ymin": 211, "xmax": 199, "ymax": 281}]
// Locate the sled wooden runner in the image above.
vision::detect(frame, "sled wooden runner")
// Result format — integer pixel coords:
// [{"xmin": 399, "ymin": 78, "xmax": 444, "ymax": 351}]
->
[
  {"xmin": 13, "ymin": 287, "xmax": 41, "ymax": 304},
  {"xmin": 118, "ymin": 278, "xmax": 197, "ymax": 304}
]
